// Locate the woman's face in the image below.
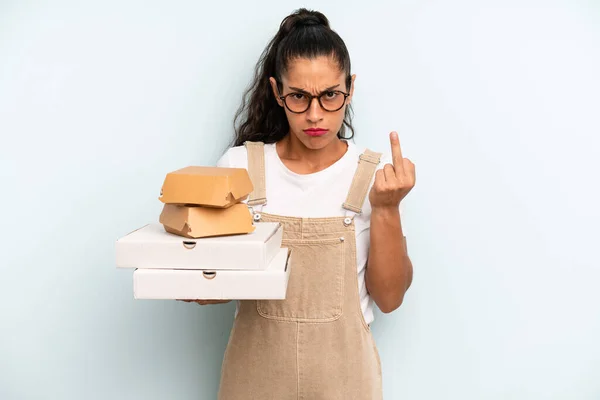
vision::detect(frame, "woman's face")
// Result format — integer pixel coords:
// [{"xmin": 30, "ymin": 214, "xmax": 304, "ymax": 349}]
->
[{"xmin": 270, "ymin": 56, "xmax": 355, "ymax": 150}]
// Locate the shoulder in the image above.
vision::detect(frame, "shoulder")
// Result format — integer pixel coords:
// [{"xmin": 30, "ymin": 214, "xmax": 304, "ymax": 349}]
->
[
  {"xmin": 216, "ymin": 142, "xmax": 275, "ymax": 168},
  {"xmin": 349, "ymin": 142, "xmax": 391, "ymax": 170},
  {"xmin": 216, "ymin": 145, "xmax": 249, "ymax": 168}
]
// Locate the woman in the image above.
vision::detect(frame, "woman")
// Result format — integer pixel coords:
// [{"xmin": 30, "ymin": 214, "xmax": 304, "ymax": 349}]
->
[{"xmin": 212, "ymin": 8, "xmax": 415, "ymax": 399}]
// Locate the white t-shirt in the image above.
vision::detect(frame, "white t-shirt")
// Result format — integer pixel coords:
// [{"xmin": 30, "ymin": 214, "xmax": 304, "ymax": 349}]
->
[{"xmin": 216, "ymin": 141, "xmax": 405, "ymax": 325}]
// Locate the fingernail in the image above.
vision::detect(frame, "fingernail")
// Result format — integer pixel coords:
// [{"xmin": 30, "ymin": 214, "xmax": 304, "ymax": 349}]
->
[{"xmin": 391, "ymin": 131, "xmax": 398, "ymax": 139}]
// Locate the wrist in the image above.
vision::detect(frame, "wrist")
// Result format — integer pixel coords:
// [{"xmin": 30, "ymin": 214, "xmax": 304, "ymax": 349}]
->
[{"xmin": 371, "ymin": 205, "xmax": 400, "ymax": 217}]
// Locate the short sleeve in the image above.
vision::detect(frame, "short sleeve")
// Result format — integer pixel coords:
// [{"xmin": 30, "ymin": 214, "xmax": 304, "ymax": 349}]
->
[
  {"xmin": 216, "ymin": 150, "xmax": 231, "ymax": 168},
  {"xmin": 214, "ymin": 145, "xmax": 248, "ymax": 169}
]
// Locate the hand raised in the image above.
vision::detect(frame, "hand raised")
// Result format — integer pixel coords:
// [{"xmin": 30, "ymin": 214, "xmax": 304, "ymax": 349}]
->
[{"xmin": 369, "ymin": 131, "xmax": 416, "ymax": 209}]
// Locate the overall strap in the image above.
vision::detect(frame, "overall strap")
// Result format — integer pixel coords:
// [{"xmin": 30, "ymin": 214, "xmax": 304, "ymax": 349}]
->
[
  {"xmin": 342, "ymin": 149, "xmax": 382, "ymax": 214},
  {"xmin": 244, "ymin": 141, "xmax": 267, "ymax": 207}
]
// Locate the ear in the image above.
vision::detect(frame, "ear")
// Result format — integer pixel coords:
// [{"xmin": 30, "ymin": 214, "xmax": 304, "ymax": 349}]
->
[
  {"xmin": 347, "ymin": 74, "xmax": 356, "ymax": 104},
  {"xmin": 269, "ymin": 77, "xmax": 284, "ymax": 107}
]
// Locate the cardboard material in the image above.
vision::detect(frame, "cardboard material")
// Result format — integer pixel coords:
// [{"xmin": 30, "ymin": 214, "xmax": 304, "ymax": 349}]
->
[
  {"xmin": 132, "ymin": 248, "xmax": 291, "ymax": 300},
  {"xmin": 159, "ymin": 203, "xmax": 255, "ymax": 238},
  {"xmin": 159, "ymin": 166, "xmax": 253, "ymax": 208},
  {"xmin": 116, "ymin": 222, "xmax": 283, "ymax": 270}
]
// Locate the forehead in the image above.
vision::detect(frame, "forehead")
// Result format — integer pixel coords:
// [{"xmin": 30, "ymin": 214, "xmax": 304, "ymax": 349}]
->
[{"xmin": 282, "ymin": 56, "xmax": 345, "ymax": 90}]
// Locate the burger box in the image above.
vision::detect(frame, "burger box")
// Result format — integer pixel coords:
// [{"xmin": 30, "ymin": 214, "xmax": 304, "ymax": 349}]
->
[
  {"xmin": 132, "ymin": 247, "xmax": 291, "ymax": 300},
  {"xmin": 159, "ymin": 166, "xmax": 253, "ymax": 208},
  {"xmin": 159, "ymin": 203, "xmax": 255, "ymax": 238},
  {"xmin": 116, "ymin": 222, "xmax": 283, "ymax": 271}
]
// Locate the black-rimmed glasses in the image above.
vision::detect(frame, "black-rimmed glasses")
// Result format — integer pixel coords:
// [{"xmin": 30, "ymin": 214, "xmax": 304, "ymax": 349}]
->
[{"xmin": 279, "ymin": 90, "xmax": 350, "ymax": 113}]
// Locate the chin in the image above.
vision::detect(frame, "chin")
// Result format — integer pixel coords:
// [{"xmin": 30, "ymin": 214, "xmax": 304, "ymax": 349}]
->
[{"xmin": 295, "ymin": 132, "xmax": 338, "ymax": 150}]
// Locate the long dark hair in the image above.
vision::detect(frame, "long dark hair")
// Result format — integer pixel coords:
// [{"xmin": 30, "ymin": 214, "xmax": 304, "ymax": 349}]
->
[{"xmin": 232, "ymin": 8, "xmax": 354, "ymax": 147}]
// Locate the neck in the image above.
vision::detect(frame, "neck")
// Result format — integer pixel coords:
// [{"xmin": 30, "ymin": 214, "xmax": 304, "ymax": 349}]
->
[{"xmin": 276, "ymin": 133, "xmax": 348, "ymax": 174}]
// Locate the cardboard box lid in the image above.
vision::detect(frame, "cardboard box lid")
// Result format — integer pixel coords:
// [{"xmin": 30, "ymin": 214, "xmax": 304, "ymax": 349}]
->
[
  {"xmin": 116, "ymin": 222, "xmax": 283, "ymax": 270},
  {"xmin": 159, "ymin": 203, "xmax": 255, "ymax": 238},
  {"xmin": 132, "ymin": 247, "xmax": 292, "ymax": 300},
  {"xmin": 159, "ymin": 166, "xmax": 254, "ymax": 208}
]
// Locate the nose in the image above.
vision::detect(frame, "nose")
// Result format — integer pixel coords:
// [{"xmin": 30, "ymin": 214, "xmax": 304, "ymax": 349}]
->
[{"xmin": 306, "ymin": 96, "xmax": 324, "ymax": 123}]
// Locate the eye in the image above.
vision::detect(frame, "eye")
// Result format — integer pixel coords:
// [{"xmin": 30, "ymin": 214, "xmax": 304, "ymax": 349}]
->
[
  {"xmin": 324, "ymin": 91, "xmax": 338, "ymax": 99},
  {"xmin": 291, "ymin": 93, "xmax": 305, "ymax": 100}
]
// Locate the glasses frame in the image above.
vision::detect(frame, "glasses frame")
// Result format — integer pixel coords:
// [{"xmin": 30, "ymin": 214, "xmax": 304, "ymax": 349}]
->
[{"xmin": 278, "ymin": 89, "xmax": 350, "ymax": 114}]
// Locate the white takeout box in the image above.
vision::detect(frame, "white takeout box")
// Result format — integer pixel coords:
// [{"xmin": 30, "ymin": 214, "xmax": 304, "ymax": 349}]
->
[
  {"xmin": 116, "ymin": 222, "xmax": 283, "ymax": 270},
  {"xmin": 133, "ymin": 247, "xmax": 292, "ymax": 300}
]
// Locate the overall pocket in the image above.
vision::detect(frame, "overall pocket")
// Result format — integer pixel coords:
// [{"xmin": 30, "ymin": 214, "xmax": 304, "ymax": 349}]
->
[{"xmin": 257, "ymin": 237, "xmax": 345, "ymax": 322}]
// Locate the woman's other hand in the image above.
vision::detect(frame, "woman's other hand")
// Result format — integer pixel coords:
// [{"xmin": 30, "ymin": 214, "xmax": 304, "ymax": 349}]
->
[{"xmin": 177, "ymin": 299, "xmax": 232, "ymax": 305}]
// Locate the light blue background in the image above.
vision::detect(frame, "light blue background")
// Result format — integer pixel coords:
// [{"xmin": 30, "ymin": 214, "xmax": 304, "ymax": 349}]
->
[{"xmin": 1, "ymin": 1, "xmax": 599, "ymax": 399}]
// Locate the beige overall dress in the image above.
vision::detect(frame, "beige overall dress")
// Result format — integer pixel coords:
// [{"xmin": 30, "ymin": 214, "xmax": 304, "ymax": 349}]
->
[{"xmin": 218, "ymin": 141, "xmax": 384, "ymax": 400}]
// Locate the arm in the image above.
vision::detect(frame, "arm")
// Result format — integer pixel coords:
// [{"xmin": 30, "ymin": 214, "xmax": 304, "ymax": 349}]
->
[
  {"xmin": 366, "ymin": 206, "xmax": 413, "ymax": 313},
  {"xmin": 365, "ymin": 131, "xmax": 416, "ymax": 313}
]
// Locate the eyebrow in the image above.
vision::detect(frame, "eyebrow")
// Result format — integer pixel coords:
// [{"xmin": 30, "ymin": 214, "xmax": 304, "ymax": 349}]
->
[{"xmin": 287, "ymin": 84, "xmax": 341, "ymax": 94}]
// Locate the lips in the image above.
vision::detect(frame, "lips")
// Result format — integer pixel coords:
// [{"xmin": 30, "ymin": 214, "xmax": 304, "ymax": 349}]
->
[{"xmin": 303, "ymin": 128, "xmax": 329, "ymax": 137}]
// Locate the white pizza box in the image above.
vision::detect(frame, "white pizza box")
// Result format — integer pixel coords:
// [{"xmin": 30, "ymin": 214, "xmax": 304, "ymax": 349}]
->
[
  {"xmin": 116, "ymin": 222, "xmax": 283, "ymax": 271},
  {"xmin": 133, "ymin": 247, "xmax": 292, "ymax": 300}
]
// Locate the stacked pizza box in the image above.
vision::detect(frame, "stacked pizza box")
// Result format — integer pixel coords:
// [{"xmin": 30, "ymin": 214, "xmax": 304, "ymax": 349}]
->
[{"xmin": 115, "ymin": 166, "xmax": 291, "ymax": 300}]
